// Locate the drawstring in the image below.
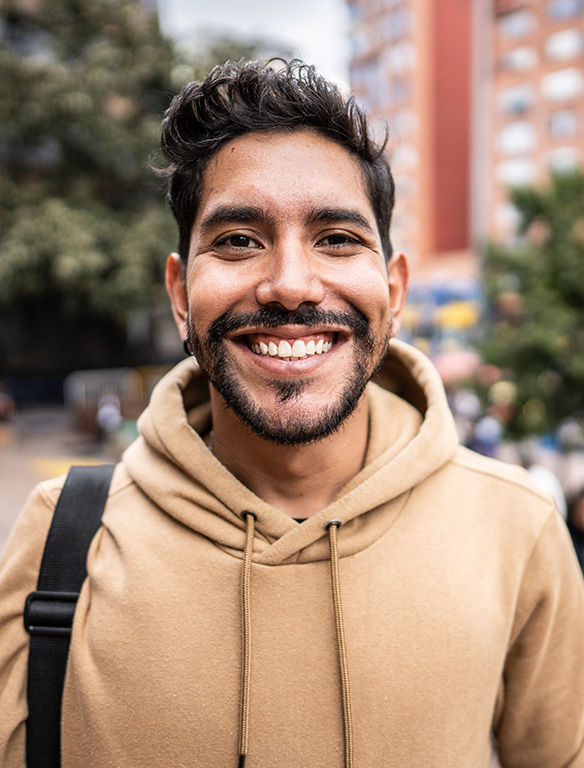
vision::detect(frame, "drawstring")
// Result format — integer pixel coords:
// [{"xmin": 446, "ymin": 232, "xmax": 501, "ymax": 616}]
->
[
  {"xmin": 239, "ymin": 511, "xmax": 256, "ymax": 767},
  {"xmin": 326, "ymin": 520, "xmax": 355, "ymax": 768},
  {"xmin": 237, "ymin": 513, "xmax": 354, "ymax": 768}
]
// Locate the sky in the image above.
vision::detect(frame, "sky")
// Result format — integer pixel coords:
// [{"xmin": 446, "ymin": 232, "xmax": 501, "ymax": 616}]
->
[{"xmin": 157, "ymin": 0, "xmax": 350, "ymax": 90}]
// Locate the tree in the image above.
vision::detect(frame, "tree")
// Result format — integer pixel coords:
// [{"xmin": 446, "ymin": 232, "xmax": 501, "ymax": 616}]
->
[
  {"xmin": 0, "ymin": 0, "xmax": 290, "ymax": 374},
  {"xmin": 0, "ymin": 0, "xmax": 177, "ymax": 321},
  {"xmin": 480, "ymin": 170, "xmax": 584, "ymax": 440}
]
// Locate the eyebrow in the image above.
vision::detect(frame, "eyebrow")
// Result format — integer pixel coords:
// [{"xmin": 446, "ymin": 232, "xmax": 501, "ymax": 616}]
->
[
  {"xmin": 306, "ymin": 207, "xmax": 376, "ymax": 235},
  {"xmin": 198, "ymin": 205, "xmax": 275, "ymax": 235},
  {"xmin": 198, "ymin": 204, "xmax": 376, "ymax": 236}
]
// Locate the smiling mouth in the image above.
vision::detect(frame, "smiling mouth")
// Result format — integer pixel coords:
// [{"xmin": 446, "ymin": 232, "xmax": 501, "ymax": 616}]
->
[{"xmin": 244, "ymin": 332, "xmax": 337, "ymax": 361}]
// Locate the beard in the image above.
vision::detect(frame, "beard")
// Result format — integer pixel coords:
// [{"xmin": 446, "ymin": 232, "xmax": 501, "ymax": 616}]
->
[{"xmin": 187, "ymin": 304, "xmax": 391, "ymax": 446}]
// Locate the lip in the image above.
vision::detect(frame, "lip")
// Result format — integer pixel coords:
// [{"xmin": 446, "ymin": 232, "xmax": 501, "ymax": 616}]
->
[{"xmin": 227, "ymin": 324, "xmax": 350, "ymax": 341}]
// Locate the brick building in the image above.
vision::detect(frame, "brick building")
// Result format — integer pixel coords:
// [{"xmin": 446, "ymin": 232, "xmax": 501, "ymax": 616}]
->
[
  {"xmin": 347, "ymin": 0, "xmax": 584, "ymax": 270},
  {"xmin": 489, "ymin": 0, "xmax": 584, "ymax": 241},
  {"xmin": 347, "ymin": 0, "xmax": 474, "ymax": 277}
]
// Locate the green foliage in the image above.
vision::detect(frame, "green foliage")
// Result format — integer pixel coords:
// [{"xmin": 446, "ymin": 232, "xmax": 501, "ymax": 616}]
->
[
  {"xmin": 0, "ymin": 0, "xmax": 292, "ymax": 376},
  {"xmin": 0, "ymin": 196, "xmax": 174, "ymax": 317},
  {"xmin": 0, "ymin": 0, "xmax": 287, "ymax": 324},
  {"xmin": 481, "ymin": 170, "xmax": 584, "ymax": 438},
  {"xmin": 0, "ymin": 0, "xmax": 177, "ymax": 320}
]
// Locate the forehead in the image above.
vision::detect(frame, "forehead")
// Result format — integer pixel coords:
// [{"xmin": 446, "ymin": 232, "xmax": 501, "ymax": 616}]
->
[{"xmin": 194, "ymin": 130, "xmax": 374, "ymax": 225}]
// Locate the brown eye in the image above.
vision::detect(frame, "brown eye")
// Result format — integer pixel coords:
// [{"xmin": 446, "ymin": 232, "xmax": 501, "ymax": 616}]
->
[
  {"xmin": 325, "ymin": 234, "xmax": 354, "ymax": 245},
  {"xmin": 216, "ymin": 234, "xmax": 262, "ymax": 250},
  {"xmin": 227, "ymin": 235, "xmax": 253, "ymax": 248},
  {"xmin": 317, "ymin": 232, "xmax": 362, "ymax": 250}
]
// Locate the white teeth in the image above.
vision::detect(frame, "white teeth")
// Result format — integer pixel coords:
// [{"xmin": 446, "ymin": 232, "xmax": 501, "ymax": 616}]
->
[
  {"xmin": 291, "ymin": 339, "xmax": 306, "ymax": 358},
  {"xmin": 251, "ymin": 336, "xmax": 334, "ymax": 359}
]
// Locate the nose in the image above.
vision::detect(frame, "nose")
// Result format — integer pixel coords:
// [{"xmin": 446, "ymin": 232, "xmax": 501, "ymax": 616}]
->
[{"xmin": 255, "ymin": 240, "xmax": 326, "ymax": 310}]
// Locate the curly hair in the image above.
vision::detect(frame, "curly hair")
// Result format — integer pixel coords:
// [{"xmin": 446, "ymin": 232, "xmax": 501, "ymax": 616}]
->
[{"xmin": 157, "ymin": 59, "xmax": 395, "ymax": 263}]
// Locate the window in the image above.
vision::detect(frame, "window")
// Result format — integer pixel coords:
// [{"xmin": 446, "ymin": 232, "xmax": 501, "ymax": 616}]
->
[
  {"xmin": 541, "ymin": 67, "xmax": 584, "ymax": 100},
  {"xmin": 392, "ymin": 109, "xmax": 418, "ymax": 138},
  {"xmin": 380, "ymin": 8, "xmax": 416, "ymax": 41},
  {"xmin": 498, "ymin": 84, "xmax": 534, "ymax": 115},
  {"xmin": 496, "ymin": 156, "xmax": 537, "ymax": 184},
  {"xmin": 396, "ymin": 175, "xmax": 418, "ymax": 198},
  {"xmin": 547, "ymin": 0, "xmax": 583, "ymax": 20},
  {"xmin": 545, "ymin": 28, "xmax": 584, "ymax": 59},
  {"xmin": 547, "ymin": 147, "xmax": 580, "ymax": 170},
  {"xmin": 495, "ymin": 203, "xmax": 522, "ymax": 231},
  {"xmin": 548, "ymin": 109, "xmax": 578, "ymax": 138},
  {"xmin": 498, "ymin": 121, "xmax": 537, "ymax": 154},
  {"xmin": 380, "ymin": 15, "xmax": 392, "ymax": 42},
  {"xmin": 393, "ymin": 142, "xmax": 419, "ymax": 171},
  {"xmin": 390, "ymin": 78, "xmax": 411, "ymax": 105},
  {"xmin": 388, "ymin": 8, "xmax": 413, "ymax": 39},
  {"xmin": 352, "ymin": 60, "xmax": 385, "ymax": 110},
  {"xmin": 497, "ymin": 9, "xmax": 536, "ymax": 37},
  {"xmin": 349, "ymin": 28, "xmax": 372, "ymax": 58},
  {"xmin": 499, "ymin": 46, "xmax": 538, "ymax": 70},
  {"xmin": 387, "ymin": 41, "xmax": 416, "ymax": 72}
]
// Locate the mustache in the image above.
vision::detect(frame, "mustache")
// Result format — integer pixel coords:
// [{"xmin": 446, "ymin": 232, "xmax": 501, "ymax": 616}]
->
[{"xmin": 206, "ymin": 305, "xmax": 373, "ymax": 348}]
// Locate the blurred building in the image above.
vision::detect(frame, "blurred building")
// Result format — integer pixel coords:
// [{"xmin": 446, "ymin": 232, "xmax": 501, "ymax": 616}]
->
[
  {"xmin": 346, "ymin": 0, "xmax": 584, "ymax": 265},
  {"xmin": 489, "ymin": 0, "xmax": 584, "ymax": 242},
  {"xmin": 346, "ymin": 0, "xmax": 584, "ymax": 354},
  {"xmin": 347, "ymin": 0, "xmax": 474, "ymax": 277}
]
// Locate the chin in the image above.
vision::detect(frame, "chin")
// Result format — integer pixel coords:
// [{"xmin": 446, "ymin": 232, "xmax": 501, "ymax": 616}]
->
[{"xmin": 226, "ymin": 384, "xmax": 366, "ymax": 446}]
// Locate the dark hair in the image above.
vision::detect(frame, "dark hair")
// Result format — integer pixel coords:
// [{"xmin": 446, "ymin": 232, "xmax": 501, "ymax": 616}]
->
[{"xmin": 157, "ymin": 59, "xmax": 395, "ymax": 263}]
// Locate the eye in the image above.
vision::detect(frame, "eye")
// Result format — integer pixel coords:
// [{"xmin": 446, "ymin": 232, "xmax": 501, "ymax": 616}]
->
[
  {"xmin": 321, "ymin": 233, "xmax": 359, "ymax": 246},
  {"xmin": 216, "ymin": 234, "xmax": 262, "ymax": 249},
  {"xmin": 316, "ymin": 231, "xmax": 363, "ymax": 252}
]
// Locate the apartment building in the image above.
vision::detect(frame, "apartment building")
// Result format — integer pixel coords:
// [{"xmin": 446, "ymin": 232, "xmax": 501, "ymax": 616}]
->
[
  {"xmin": 347, "ymin": 0, "xmax": 474, "ymax": 276},
  {"xmin": 490, "ymin": 0, "xmax": 584, "ymax": 241},
  {"xmin": 347, "ymin": 0, "xmax": 584, "ymax": 262}
]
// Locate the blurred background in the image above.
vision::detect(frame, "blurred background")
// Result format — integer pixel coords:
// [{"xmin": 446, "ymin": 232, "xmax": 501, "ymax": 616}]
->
[{"xmin": 2, "ymin": 0, "xmax": 584, "ymax": 557}]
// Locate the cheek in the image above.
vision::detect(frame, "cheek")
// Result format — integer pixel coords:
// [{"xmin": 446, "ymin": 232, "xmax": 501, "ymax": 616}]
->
[
  {"xmin": 341, "ymin": 266, "xmax": 390, "ymax": 322},
  {"xmin": 187, "ymin": 262, "xmax": 248, "ymax": 327}
]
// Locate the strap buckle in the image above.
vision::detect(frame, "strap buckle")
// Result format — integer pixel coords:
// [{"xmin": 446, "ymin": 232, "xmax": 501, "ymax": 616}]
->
[{"xmin": 24, "ymin": 590, "xmax": 80, "ymax": 636}]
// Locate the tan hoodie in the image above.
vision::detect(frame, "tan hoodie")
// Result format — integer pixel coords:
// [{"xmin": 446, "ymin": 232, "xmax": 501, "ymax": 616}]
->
[{"xmin": 1, "ymin": 340, "xmax": 584, "ymax": 767}]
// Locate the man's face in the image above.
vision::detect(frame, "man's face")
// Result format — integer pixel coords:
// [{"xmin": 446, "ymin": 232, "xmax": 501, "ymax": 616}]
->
[{"xmin": 167, "ymin": 130, "xmax": 408, "ymax": 444}]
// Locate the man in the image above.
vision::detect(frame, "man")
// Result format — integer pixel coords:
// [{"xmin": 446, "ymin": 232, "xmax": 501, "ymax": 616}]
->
[{"xmin": 1, "ymin": 59, "xmax": 583, "ymax": 767}]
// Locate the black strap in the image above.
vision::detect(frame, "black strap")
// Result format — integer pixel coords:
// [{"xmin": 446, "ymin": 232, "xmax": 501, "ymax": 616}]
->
[{"xmin": 24, "ymin": 464, "xmax": 115, "ymax": 768}]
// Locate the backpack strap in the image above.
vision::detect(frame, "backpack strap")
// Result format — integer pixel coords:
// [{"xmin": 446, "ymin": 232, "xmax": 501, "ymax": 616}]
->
[{"xmin": 24, "ymin": 463, "xmax": 115, "ymax": 768}]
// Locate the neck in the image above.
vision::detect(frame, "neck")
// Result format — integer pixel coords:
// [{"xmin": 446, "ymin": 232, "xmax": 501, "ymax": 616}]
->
[{"xmin": 208, "ymin": 392, "xmax": 370, "ymax": 519}]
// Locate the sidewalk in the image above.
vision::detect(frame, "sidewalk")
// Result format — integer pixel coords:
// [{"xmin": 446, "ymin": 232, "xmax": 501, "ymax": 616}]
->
[{"xmin": 0, "ymin": 406, "xmax": 115, "ymax": 556}]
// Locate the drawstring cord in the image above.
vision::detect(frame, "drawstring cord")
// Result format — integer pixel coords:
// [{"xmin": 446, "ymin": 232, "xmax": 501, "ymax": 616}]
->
[
  {"xmin": 239, "ymin": 511, "xmax": 256, "ymax": 768},
  {"xmin": 237, "ymin": 513, "xmax": 354, "ymax": 768},
  {"xmin": 326, "ymin": 520, "xmax": 355, "ymax": 768}
]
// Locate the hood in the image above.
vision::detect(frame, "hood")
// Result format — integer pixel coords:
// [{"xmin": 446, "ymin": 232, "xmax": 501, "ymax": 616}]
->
[{"xmin": 123, "ymin": 339, "xmax": 459, "ymax": 566}]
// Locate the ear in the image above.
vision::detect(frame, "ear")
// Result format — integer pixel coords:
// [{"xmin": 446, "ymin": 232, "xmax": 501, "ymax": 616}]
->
[
  {"xmin": 387, "ymin": 253, "xmax": 410, "ymax": 337},
  {"xmin": 165, "ymin": 253, "xmax": 189, "ymax": 340}
]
